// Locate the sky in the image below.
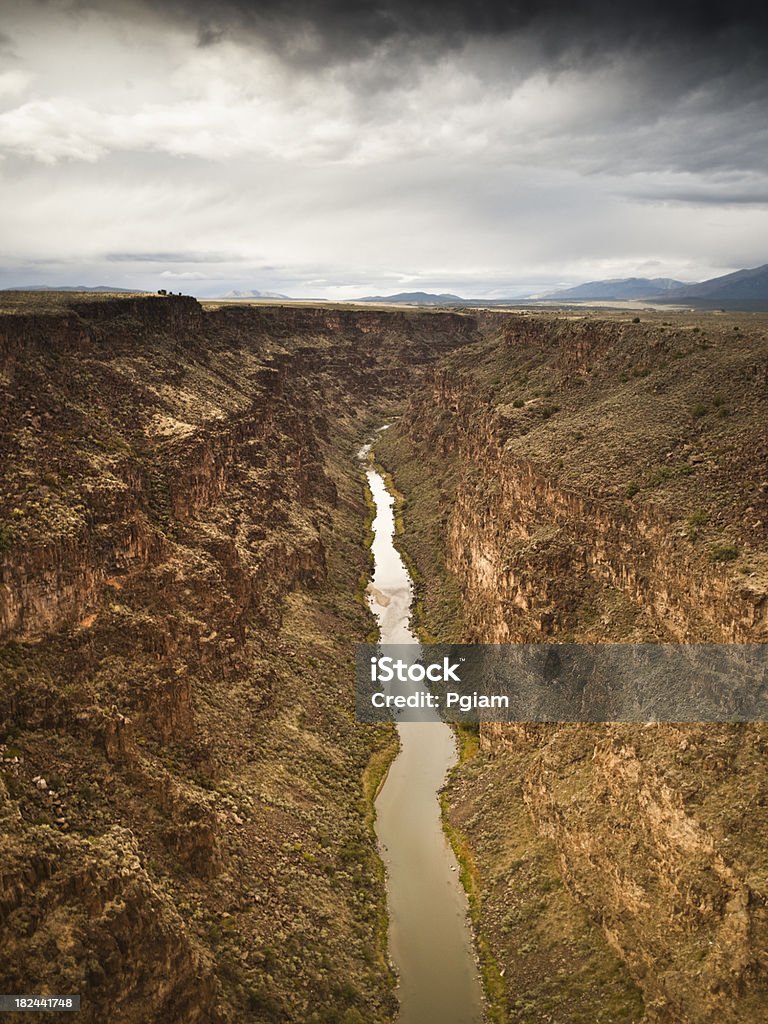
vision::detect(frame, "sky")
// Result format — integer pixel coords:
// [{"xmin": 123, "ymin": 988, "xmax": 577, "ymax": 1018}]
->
[{"xmin": 0, "ymin": 0, "xmax": 766, "ymax": 299}]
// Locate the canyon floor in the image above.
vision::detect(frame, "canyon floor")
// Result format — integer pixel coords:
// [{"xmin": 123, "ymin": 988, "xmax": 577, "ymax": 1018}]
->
[{"xmin": 1, "ymin": 293, "xmax": 767, "ymax": 1023}]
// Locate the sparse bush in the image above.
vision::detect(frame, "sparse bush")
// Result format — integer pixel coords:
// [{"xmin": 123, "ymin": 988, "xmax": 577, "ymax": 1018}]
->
[
  {"xmin": 632, "ymin": 316, "xmax": 641, "ymax": 323},
  {"xmin": 540, "ymin": 404, "xmax": 560, "ymax": 419},
  {"xmin": 512, "ymin": 398, "xmax": 524, "ymax": 409},
  {"xmin": 648, "ymin": 463, "xmax": 694, "ymax": 487},
  {"xmin": 625, "ymin": 482, "xmax": 640, "ymax": 498},
  {"xmin": 688, "ymin": 510, "xmax": 709, "ymax": 528},
  {"xmin": 710, "ymin": 542, "xmax": 739, "ymax": 563},
  {"xmin": 0, "ymin": 523, "xmax": 15, "ymax": 552},
  {"xmin": 691, "ymin": 402, "xmax": 708, "ymax": 418}
]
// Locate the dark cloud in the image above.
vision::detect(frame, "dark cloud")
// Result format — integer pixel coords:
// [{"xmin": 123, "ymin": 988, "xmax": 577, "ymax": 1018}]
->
[
  {"xmin": 0, "ymin": 29, "xmax": 17, "ymax": 56},
  {"xmin": 142, "ymin": 0, "xmax": 768, "ymax": 57},
  {"xmin": 632, "ymin": 186, "xmax": 768, "ymax": 206}
]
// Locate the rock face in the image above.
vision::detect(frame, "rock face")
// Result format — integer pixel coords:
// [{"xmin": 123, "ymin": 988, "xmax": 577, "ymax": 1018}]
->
[
  {"xmin": 0, "ymin": 826, "xmax": 218, "ymax": 1024},
  {"xmin": 378, "ymin": 310, "xmax": 768, "ymax": 1022},
  {"xmin": 0, "ymin": 293, "xmax": 473, "ymax": 1023}
]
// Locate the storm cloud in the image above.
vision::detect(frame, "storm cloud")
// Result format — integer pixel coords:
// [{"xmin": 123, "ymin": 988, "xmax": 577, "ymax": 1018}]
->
[{"xmin": 0, "ymin": 0, "xmax": 765, "ymax": 296}]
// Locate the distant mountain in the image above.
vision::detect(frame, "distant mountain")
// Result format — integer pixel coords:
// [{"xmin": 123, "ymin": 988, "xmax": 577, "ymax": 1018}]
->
[
  {"xmin": 1, "ymin": 284, "xmax": 139, "ymax": 293},
  {"xmin": 357, "ymin": 291, "xmax": 466, "ymax": 306},
  {"xmin": 222, "ymin": 289, "xmax": 290, "ymax": 299},
  {"xmin": 653, "ymin": 264, "xmax": 768, "ymax": 306},
  {"xmin": 541, "ymin": 278, "xmax": 685, "ymax": 301}
]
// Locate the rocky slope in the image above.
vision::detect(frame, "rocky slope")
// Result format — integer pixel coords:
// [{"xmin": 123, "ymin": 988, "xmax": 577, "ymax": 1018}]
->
[
  {"xmin": 0, "ymin": 293, "xmax": 473, "ymax": 1023},
  {"xmin": 377, "ymin": 308, "xmax": 768, "ymax": 1022}
]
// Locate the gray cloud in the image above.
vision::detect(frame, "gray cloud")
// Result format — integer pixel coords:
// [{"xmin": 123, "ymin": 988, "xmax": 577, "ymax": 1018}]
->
[
  {"xmin": 150, "ymin": 0, "xmax": 768, "ymax": 51},
  {"xmin": 106, "ymin": 250, "xmax": 246, "ymax": 262},
  {"xmin": 0, "ymin": 0, "xmax": 765, "ymax": 295}
]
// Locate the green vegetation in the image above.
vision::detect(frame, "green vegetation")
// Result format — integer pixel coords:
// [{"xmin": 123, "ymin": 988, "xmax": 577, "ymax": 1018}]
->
[
  {"xmin": 441, "ymin": 761, "xmax": 508, "ymax": 1024},
  {"xmin": 0, "ymin": 522, "xmax": 15, "ymax": 552},
  {"xmin": 647, "ymin": 463, "xmax": 694, "ymax": 487},
  {"xmin": 685, "ymin": 509, "xmax": 710, "ymax": 542},
  {"xmin": 710, "ymin": 542, "xmax": 739, "ymax": 563},
  {"xmin": 540, "ymin": 404, "xmax": 561, "ymax": 419},
  {"xmin": 688, "ymin": 509, "xmax": 709, "ymax": 527}
]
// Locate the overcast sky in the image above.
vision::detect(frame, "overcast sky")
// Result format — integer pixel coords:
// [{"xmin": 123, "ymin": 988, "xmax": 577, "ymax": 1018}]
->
[{"xmin": 0, "ymin": 0, "xmax": 766, "ymax": 298}]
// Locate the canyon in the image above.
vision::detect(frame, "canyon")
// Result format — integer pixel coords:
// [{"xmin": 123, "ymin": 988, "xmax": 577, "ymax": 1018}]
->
[{"xmin": 1, "ymin": 293, "xmax": 767, "ymax": 1023}]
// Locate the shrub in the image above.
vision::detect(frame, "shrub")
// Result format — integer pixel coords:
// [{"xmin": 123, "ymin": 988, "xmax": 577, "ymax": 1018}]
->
[
  {"xmin": 625, "ymin": 482, "xmax": 640, "ymax": 498},
  {"xmin": 632, "ymin": 316, "xmax": 640, "ymax": 323},
  {"xmin": 512, "ymin": 398, "xmax": 525, "ymax": 409},
  {"xmin": 687, "ymin": 509, "xmax": 709, "ymax": 527},
  {"xmin": 540, "ymin": 404, "xmax": 561, "ymax": 419},
  {"xmin": 0, "ymin": 523, "xmax": 15, "ymax": 553},
  {"xmin": 691, "ymin": 402, "xmax": 708, "ymax": 418},
  {"xmin": 710, "ymin": 542, "xmax": 739, "ymax": 563}
]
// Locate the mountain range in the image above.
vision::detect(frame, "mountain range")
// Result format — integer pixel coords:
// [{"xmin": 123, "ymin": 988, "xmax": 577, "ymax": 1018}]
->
[
  {"xmin": 4, "ymin": 264, "xmax": 768, "ymax": 309},
  {"xmin": 357, "ymin": 291, "xmax": 466, "ymax": 305},
  {"xmin": 540, "ymin": 278, "xmax": 686, "ymax": 301},
  {"xmin": 653, "ymin": 264, "xmax": 768, "ymax": 305},
  {"xmin": 221, "ymin": 289, "xmax": 290, "ymax": 299},
  {"xmin": 355, "ymin": 264, "xmax": 768, "ymax": 309}
]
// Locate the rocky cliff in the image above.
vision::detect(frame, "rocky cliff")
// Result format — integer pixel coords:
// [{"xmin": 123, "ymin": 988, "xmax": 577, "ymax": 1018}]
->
[
  {"xmin": 377, "ymin": 309, "xmax": 768, "ymax": 1022},
  {"xmin": 0, "ymin": 293, "xmax": 473, "ymax": 1023}
]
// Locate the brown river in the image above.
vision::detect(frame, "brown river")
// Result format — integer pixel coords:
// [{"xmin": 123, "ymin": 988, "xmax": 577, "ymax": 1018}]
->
[{"xmin": 360, "ymin": 440, "xmax": 485, "ymax": 1024}]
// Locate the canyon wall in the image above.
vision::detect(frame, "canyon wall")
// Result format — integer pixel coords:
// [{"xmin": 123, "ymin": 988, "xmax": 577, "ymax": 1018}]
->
[
  {"xmin": 0, "ymin": 294, "xmax": 473, "ymax": 1023},
  {"xmin": 378, "ymin": 309, "xmax": 768, "ymax": 1023}
]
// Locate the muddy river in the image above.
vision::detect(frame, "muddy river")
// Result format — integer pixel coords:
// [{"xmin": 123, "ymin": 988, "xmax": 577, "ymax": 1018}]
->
[{"xmin": 360, "ymin": 440, "xmax": 484, "ymax": 1024}]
